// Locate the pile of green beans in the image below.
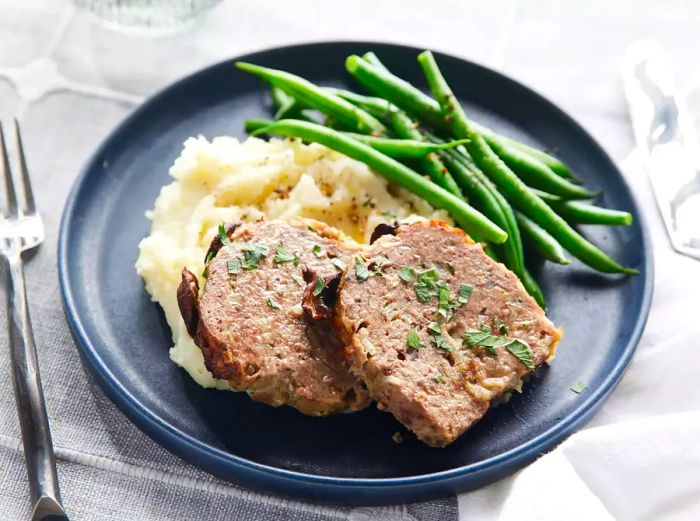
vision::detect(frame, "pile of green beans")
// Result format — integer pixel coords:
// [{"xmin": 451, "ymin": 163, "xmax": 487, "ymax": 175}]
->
[{"xmin": 236, "ymin": 49, "xmax": 637, "ymax": 306}]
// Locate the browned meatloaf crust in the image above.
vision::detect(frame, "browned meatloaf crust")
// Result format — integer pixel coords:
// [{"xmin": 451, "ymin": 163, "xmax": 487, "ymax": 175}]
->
[
  {"xmin": 178, "ymin": 219, "xmax": 370, "ymax": 416},
  {"xmin": 334, "ymin": 220, "xmax": 562, "ymax": 446}
]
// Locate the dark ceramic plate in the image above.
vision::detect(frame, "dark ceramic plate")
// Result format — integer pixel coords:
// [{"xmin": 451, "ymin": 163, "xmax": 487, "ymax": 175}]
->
[{"xmin": 58, "ymin": 42, "xmax": 652, "ymax": 504}]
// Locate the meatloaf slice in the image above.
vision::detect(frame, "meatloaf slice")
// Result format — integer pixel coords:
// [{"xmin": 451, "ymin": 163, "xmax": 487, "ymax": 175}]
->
[
  {"xmin": 334, "ymin": 220, "xmax": 562, "ymax": 446},
  {"xmin": 179, "ymin": 219, "xmax": 370, "ymax": 416}
]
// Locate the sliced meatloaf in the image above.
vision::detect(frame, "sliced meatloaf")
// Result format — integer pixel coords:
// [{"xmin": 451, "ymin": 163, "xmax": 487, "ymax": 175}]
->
[
  {"xmin": 177, "ymin": 219, "xmax": 370, "ymax": 416},
  {"xmin": 334, "ymin": 220, "xmax": 562, "ymax": 446}
]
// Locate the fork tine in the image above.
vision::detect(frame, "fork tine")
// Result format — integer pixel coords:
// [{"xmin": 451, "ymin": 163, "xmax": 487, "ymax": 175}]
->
[
  {"xmin": 14, "ymin": 119, "xmax": 35, "ymax": 215},
  {"xmin": 0, "ymin": 121, "xmax": 19, "ymax": 219}
]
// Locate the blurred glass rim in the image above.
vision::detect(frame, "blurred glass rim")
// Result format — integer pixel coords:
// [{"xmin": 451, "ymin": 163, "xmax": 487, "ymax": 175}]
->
[{"xmin": 74, "ymin": 0, "xmax": 223, "ymax": 34}]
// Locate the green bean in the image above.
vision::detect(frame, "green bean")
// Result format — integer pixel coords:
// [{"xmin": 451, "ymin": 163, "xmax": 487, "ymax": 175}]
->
[
  {"xmin": 344, "ymin": 133, "xmax": 469, "ymax": 158},
  {"xmin": 329, "ymin": 87, "xmax": 464, "ymax": 198},
  {"xmin": 515, "ymin": 211, "xmax": 570, "ymax": 265},
  {"xmin": 385, "ymin": 108, "xmax": 463, "ymax": 197},
  {"xmin": 346, "ymin": 55, "xmax": 445, "ymax": 129},
  {"xmin": 522, "ymin": 268, "xmax": 546, "ymax": 308},
  {"xmin": 442, "ymin": 151, "xmax": 526, "ymax": 279},
  {"xmin": 417, "ymin": 50, "xmax": 636, "ymax": 274},
  {"xmin": 245, "ymin": 118, "xmax": 273, "ymax": 133},
  {"xmin": 362, "ymin": 51, "xmax": 387, "ymax": 70},
  {"xmin": 533, "ymin": 190, "xmax": 633, "ymax": 226},
  {"xmin": 250, "ymin": 118, "xmax": 465, "ymax": 158},
  {"xmin": 334, "ymin": 86, "xmax": 586, "ymax": 199},
  {"xmin": 325, "ymin": 88, "xmax": 396, "ymax": 119},
  {"xmin": 253, "ymin": 119, "xmax": 507, "ymax": 244},
  {"xmin": 270, "ymin": 85, "xmax": 291, "ymax": 109},
  {"xmin": 478, "ymin": 134, "xmax": 594, "ymax": 199},
  {"xmin": 236, "ymin": 62, "xmax": 386, "ymax": 134},
  {"xmin": 341, "ymin": 58, "xmax": 593, "ymax": 194},
  {"xmin": 345, "ymin": 55, "xmax": 582, "ymax": 184},
  {"xmin": 470, "ymin": 122, "xmax": 581, "ymax": 184}
]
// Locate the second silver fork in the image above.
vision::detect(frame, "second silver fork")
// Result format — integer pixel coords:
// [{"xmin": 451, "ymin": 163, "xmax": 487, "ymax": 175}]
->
[{"xmin": 1, "ymin": 120, "xmax": 68, "ymax": 520}]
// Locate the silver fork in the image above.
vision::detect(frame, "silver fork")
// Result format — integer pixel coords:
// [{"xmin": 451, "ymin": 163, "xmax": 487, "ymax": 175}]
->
[{"xmin": 1, "ymin": 120, "xmax": 68, "ymax": 520}]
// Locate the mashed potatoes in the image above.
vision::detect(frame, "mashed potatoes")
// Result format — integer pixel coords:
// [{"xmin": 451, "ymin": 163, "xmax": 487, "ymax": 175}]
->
[{"xmin": 136, "ymin": 136, "xmax": 450, "ymax": 389}]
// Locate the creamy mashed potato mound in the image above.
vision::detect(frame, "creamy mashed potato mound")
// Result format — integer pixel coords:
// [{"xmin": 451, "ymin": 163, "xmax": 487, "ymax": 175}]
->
[{"xmin": 136, "ymin": 136, "xmax": 450, "ymax": 389}]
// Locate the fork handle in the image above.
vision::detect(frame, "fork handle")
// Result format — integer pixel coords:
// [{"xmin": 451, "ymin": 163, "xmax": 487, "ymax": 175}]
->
[{"xmin": 4, "ymin": 252, "xmax": 65, "ymax": 516}]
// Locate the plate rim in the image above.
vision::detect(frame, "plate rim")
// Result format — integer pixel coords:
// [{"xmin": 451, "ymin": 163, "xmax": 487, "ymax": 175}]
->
[{"xmin": 57, "ymin": 40, "xmax": 654, "ymax": 501}]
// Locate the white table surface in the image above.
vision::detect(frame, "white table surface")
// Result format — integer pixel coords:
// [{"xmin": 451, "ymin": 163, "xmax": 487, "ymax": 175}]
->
[{"xmin": 1, "ymin": 1, "xmax": 699, "ymax": 520}]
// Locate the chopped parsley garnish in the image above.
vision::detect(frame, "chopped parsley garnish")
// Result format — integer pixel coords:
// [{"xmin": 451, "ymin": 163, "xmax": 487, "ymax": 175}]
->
[
  {"xmin": 382, "ymin": 210, "xmax": 398, "ymax": 219},
  {"xmin": 241, "ymin": 244, "xmax": 269, "ymax": 269},
  {"xmin": 398, "ymin": 266, "xmax": 416, "ymax": 282},
  {"xmin": 427, "ymin": 321, "xmax": 442, "ymax": 335},
  {"xmin": 355, "ymin": 256, "xmax": 371, "ymax": 282},
  {"xmin": 331, "ymin": 258, "xmax": 346, "ymax": 271},
  {"xmin": 266, "ymin": 298, "xmax": 281, "ymax": 309},
  {"xmin": 462, "ymin": 325, "xmax": 508, "ymax": 355},
  {"xmin": 362, "ymin": 197, "xmax": 373, "ymax": 208},
  {"xmin": 312, "ymin": 277, "xmax": 325, "ymax": 297},
  {"xmin": 437, "ymin": 283, "xmax": 452, "ymax": 318},
  {"xmin": 307, "ymin": 225, "xmax": 315, "ymax": 232},
  {"xmin": 293, "ymin": 254, "xmax": 300, "ymax": 267},
  {"xmin": 433, "ymin": 374, "xmax": 445, "ymax": 383},
  {"xmin": 494, "ymin": 316, "xmax": 508, "ymax": 335},
  {"xmin": 457, "ymin": 284, "xmax": 473, "ymax": 305},
  {"xmin": 312, "ymin": 244, "xmax": 324, "ymax": 258},
  {"xmin": 218, "ymin": 223, "xmax": 231, "ymax": 245},
  {"xmin": 415, "ymin": 282, "xmax": 435, "ymax": 303},
  {"xmin": 227, "ymin": 259, "xmax": 241, "ymax": 275},
  {"xmin": 372, "ymin": 255, "xmax": 390, "ymax": 268},
  {"xmin": 291, "ymin": 273, "xmax": 305, "ymax": 286},
  {"xmin": 202, "ymin": 250, "xmax": 214, "ymax": 278},
  {"xmin": 505, "ymin": 339, "xmax": 535, "ymax": 370},
  {"xmin": 273, "ymin": 244, "xmax": 295, "ymax": 264},
  {"xmin": 427, "ymin": 321, "xmax": 453, "ymax": 352},
  {"xmin": 414, "ymin": 268, "xmax": 440, "ymax": 303},
  {"xmin": 406, "ymin": 329, "xmax": 424, "ymax": 351},
  {"xmin": 570, "ymin": 381, "xmax": 588, "ymax": 394}
]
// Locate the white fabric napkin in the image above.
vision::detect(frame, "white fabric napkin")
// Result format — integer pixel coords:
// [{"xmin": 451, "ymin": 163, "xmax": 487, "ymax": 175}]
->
[{"xmin": 458, "ymin": 152, "xmax": 700, "ymax": 520}]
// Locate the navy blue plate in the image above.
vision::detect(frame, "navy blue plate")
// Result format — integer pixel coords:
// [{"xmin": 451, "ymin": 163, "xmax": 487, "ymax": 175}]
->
[{"xmin": 58, "ymin": 42, "xmax": 652, "ymax": 504}]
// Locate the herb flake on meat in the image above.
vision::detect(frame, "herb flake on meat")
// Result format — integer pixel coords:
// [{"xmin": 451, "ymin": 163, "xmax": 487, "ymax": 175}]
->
[
  {"xmin": 355, "ymin": 256, "xmax": 371, "ymax": 282},
  {"xmin": 291, "ymin": 273, "xmax": 305, "ymax": 286},
  {"xmin": 273, "ymin": 244, "xmax": 296, "ymax": 264},
  {"xmin": 433, "ymin": 373, "xmax": 445, "ymax": 383},
  {"xmin": 414, "ymin": 268, "xmax": 440, "ymax": 303},
  {"xmin": 457, "ymin": 284, "xmax": 473, "ymax": 305},
  {"xmin": 398, "ymin": 266, "xmax": 416, "ymax": 282},
  {"xmin": 202, "ymin": 250, "xmax": 214, "ymax": 278},
  {"xmin": 332, "ymin": 258, "xmax": 346, "ymax": 271},
  {"xmin": 494, "ymin": 316, "xmax": 508, "ymax": 335},
  {"xmin": 241, "ymin": 244, "xmax": 269, "ymax": 269},
  {"xmin": 227, "ymin": 258, "xmax": 241, "ymax": 275},
  {"xmin": 218, "ymin": 223, "xmax": 232, "ymax": 246},
  {"xmin": 372, "ymin": 255, "xmax": 390, "ymax": 268},
  {"xmin": 406, "ymin": 329, "xmax": 424, "ymax": 350},
  {"xmin": 505, "ymin": 339, "xmax": 535, "ymax": 370},
  {"xmin": 427, "ymin": 321, "xmax": 453, "ymax": 352},
  {"xmin": 462, "ymin": 325, "xmax": 509, "ymax": 355},
  {"xmin": 437, "ymin": 283, "xmax": 453, "ymax": 318},
  {"xmin": 312, "ymin": 277, "xmax": 325, "ymax": 297},
  {"xmin": 312, "ymin": 244, "xmax": 324, "ymax": 258},
  {"xmin": 266, "ymin": 298, "xmax": 281, "ymax": 309}
]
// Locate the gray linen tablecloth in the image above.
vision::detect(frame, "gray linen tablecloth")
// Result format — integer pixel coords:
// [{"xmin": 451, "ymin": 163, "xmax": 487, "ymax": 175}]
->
[{"xmin": 1, "ymin": 1, "xmax": 699, "ymax": 519}]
